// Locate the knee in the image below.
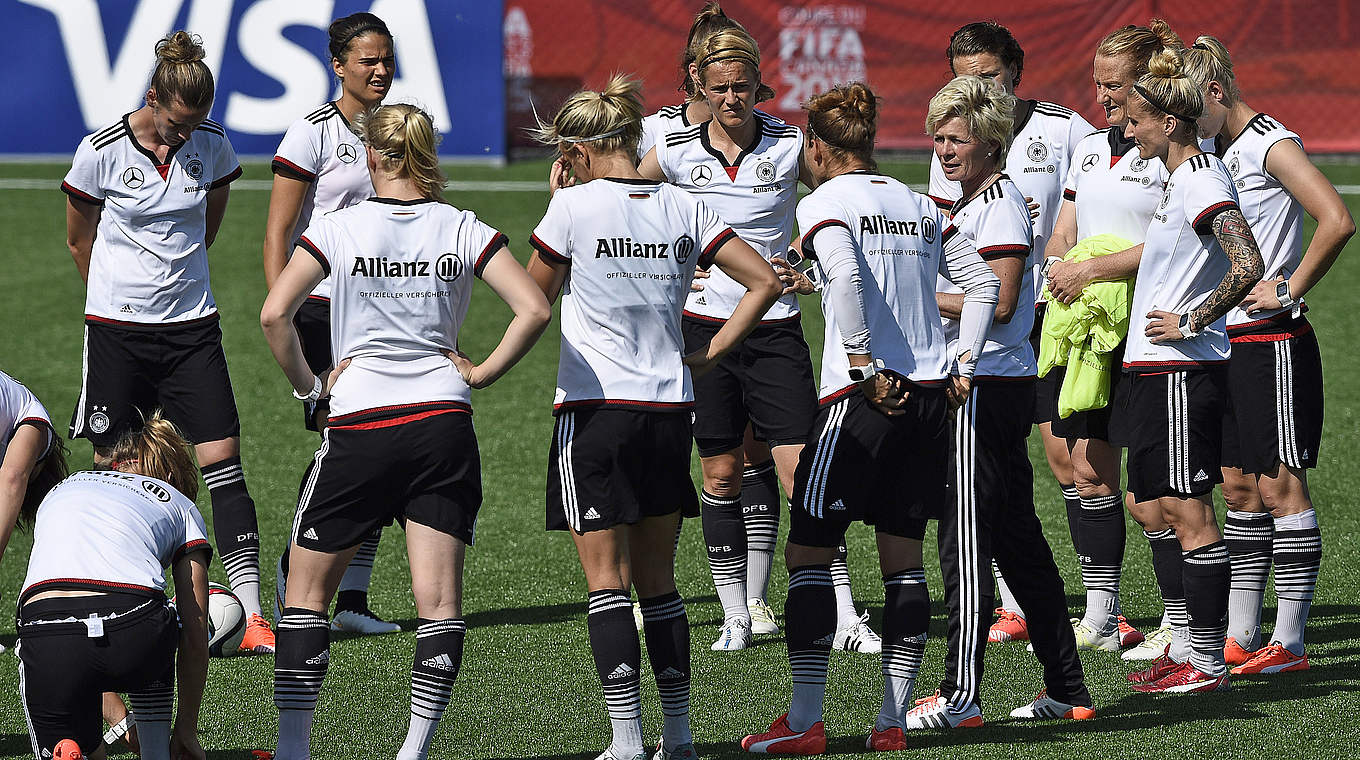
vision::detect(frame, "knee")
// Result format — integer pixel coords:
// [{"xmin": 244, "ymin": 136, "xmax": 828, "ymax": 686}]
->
[
  {"xmin": 702, "ymin": 463, "xmax": 743, "ymax": 497},
  {"xmin": 1221, "ymin": 479, "xmax": 1263, "ymax": 513},
  {"xmin": 1127, "ymin": 498, "xmax": 1166, "ymax": 532},
  {"xmin": 785, "ymin": 541, "xmax": 833, "ymax": 569}
]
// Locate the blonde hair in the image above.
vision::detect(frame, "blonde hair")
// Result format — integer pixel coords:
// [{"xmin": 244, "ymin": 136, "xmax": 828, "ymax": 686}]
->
[
  {"xmin": 109, "ymin": 412, "xmax": 199, "ymax": 501},
  {"xmin": 926, "ymin": 76, "xmax": 1017, "ymax": 169},
  {"xmin": 360, "ymin": 103, "xmax": 447, "ymax": 200},
  {"xmin": 805, "ymin": 82, "xmax": 878, "ymax": 168},
  {"xmin": 682, "ymin": 4, "xmax": 774, "ymax": 103},
  {"xmin": 151, "ymin": 31, "xmax": 215, "ymax": 110},
  {"xmin": 1131, "ymin": 49, "xmax": 1203, "ymax": 132},
  {"xmin": 1181, "ymin": 35, "xmax": 1241, "ymax": 104},
  {"xmin": 530, "ymin": 74, "xmax": 644, "ymax": 157},
  {"xmin": 694, "ymin": 27, "xmax": 765, "ymax": 91},
  {"xmin": 1096, "ymin": 19, "xmax": 1183, "ymax": 78}
]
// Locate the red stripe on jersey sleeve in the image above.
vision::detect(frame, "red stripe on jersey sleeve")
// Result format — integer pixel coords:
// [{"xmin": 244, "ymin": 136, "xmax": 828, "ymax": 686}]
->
[
  {"xmin": 927, "ymin": 194, "xmax": 953, "ymax": 210},
  {"xmin": 210, "ymin": 165, "xmax": 243, "ymax": 190},
  {"xmin": 61, "ymin": 181, "xmax": 103, "ymax": 205},
  {"xmin": 173, "ymin": 539, "xmax": 213, "ymax": 564},
  {"xmin": 271, "ymin": 157, "xmax": 317, "ymax": 182},
  {"xmin": 529, "ymin": 234, "xmax": 570, "ymax": 265},
  {"xmin": 474, "ymin": 233, "xmax": 509, "ymax": 278},
  {"xmin": 699, "ymin": 228, "xmax": 738, "ymax": 269},
  {"xmin": 1062, "ymin": 188, "xmax": 1076, "ymax": 201},
  {"xmin": 977, "ymin": 244, "xmax": 1031, "ymax": 260},
  {"xmin": 1193, "ymin": 201, "xmax": 1238, "ymax": 236},
  {"xmin": 297, "ymin": 235, "xmax": 330, "ymax": 275},
  {"xmin": 942, "ymin": 224, "xmax": 958, "ymax": 244}
]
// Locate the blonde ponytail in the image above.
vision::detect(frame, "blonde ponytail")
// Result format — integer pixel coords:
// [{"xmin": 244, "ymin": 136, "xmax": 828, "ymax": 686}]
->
[
  {"xmin": 109, "ymin": 412, "xmax": 199, "ymax": 500},
  {"xmin": 1181, "ymin": 35, "xmax": 1241, "ymax": 104},
  {"xmin": 360, "ymin": 103, "xmax": 447, "ymax": 201},
  {"xmin": 530, "ymin": 74, "xmax": 644, "ymax": 156}
]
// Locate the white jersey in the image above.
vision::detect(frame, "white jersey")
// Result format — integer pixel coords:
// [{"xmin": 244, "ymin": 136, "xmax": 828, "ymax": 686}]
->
[
  {"xmin": 938, "ymin": 178, "xmax": 1036, "ymax": 377},
  {"xmin": 796, "ymin": 172, "xmax": 993, "ymax": 402},
  {"xmin": 273, "ymin": 102, "xmax": 374, "ymax": 301},
  {"xmin": 62, "ymin": 115, "xmax": 242, "ymax": 327},
  {"xmin": 22, "ymin": 471, "xmax": 210, "ymax": 598},
  {"xmin": 656, "ymin": 113, "xmax": 802, "ymax": 323},
  {"xmin": 931, "ymin": 99, "xmax": 1094, "ymax": 298},
  {"xmin": 638, "ymin": 103, "xmax": 692, "ymax": 160},
  {"xmin": 1125, "ymin": 153, "xmax": 1241, "ymax": 371},
  {"xmin": 531, "ymin": 178, "xmax": 736, "ymax": 411},
  {"xmin": 1215, "ymin": 114, "xmax": 1305, "ymax": 328},
  {"xmin": 297, "ymin": 198, "xmax": 507, "ymax": 420},
  {"xmin": 0, "ymin": 370, "xmax": 54, "ymax": 465},
  {"xmin": 1064, "ymin": 128, "xmax": 1169, "ymax": 244}
]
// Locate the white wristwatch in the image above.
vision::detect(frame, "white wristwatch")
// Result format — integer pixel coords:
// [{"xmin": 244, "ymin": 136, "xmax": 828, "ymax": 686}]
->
[
  {"xmin": 1276, "ymin": 280, "xmax": 1297, "ymax": 311},
  {"xmin": 849, "ymin": 358, "xmax": 884, "ymax": 383},
  {"xmin": 1178, "ymin": 313, "xmax": 1201, "ymax": 340},
  {"xmin": 292, "ymin": 375, "xmax": 324, "ymax": 403}
]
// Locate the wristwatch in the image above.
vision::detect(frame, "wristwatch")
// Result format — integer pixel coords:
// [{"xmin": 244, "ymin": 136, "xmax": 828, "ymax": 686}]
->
[
  {"xmin": 292, "ymin": 375, "xmax": 324, "ymax": 403},
  {"xmin": 1276, "ymin": 280, "xmax": 1297, "ymax": 310},
  {"xmin": 849, "ymin": 358, "xmax": 883, "ymax": 383},
  {"xmin": 1178, "ymin": 313, "xmax": 1200, "ymax": 340}
]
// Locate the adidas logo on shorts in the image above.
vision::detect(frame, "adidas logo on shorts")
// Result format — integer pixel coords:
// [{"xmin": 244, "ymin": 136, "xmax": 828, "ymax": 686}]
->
[
  {"xmin": 306, "ymin": 650, "xmax": 330, "ymax": 666},
  {"xmin": 607, "ymin": 662, "xmax": 636, "ymax": 679},
  {"xmin": 583, "ymin": 507, "xmax": 603, "ymax": 520},
  {"xmin": 1194, "ymin": 469, "xmax": 1209, "ymax": 482},
  {"xmin": 657, "ymin": 666, "xmax": 686, "ymax": 680},
  {"xmin": 303, "ymin": 527, "xmax": 319, "ymax": 541},
  {"xmin": 422, "ymin": 653, "xmax": 458, "ymax": 672},
  {"xmin": 828, "ymin": 499, "xmax": 846, "ymax": 511}
]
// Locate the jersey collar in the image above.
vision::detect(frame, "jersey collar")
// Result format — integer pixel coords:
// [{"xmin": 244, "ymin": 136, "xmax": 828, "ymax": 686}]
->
[
  {"xmin": 1215, "ymin": 112, "xmax": 1268, "ymax": 157},
  {"xmin": 124, "ymin": 112, "xmax": 185, "ymax": 179},
  {"xmin": 369, "ymin": 196, "xmax": 438, "ymax": 205},
  {"xmin": 1107, "ymin": 125, "xmax": 1138, "ymax": 159},
  {"xmin": 699, "ymin": 118, "xmax": 764, "ymax": 180},
  {"xmin": 1011, "ymin": 99, "xmax": 1037, "ymax": 137}
]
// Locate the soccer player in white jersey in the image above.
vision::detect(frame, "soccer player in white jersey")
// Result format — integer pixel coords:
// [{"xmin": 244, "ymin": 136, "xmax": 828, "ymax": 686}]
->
[
  {"xmin": 924, "ymin": 22, "xmax": 1099, "ymax": 646},
  {"xmin": 1119, "ymin": 50, "xmax": 1264, "ymax": 694},
  {"xmin": 16, "ymin": 414, "xmax": 210, "ymax": 760},
  {"xmin": 901, "ymin": 76, "xmax": 1092, "ymax": 730},
  {"xmin": 60, "ymin": 31, "xmax": 273, "ymax": 654},
  {"xmin": 1043, "ymin": 22, "xmax": 1184, "ymax": 658},
  {"xmin": 0, "ymin": 370, "xmax": 67, "ymax": 567},
  {"xmin": 529, "ymin": 76, "xmax": 779, "ymax": 760},
  {"xmin": 263, "ymin": 12, "xmax": 399, "ymax": 637},
  {"xmin": 742, "ymin": 82, "xmax": 1001, "ymax": 755},
  {"xmin": 1183, "ymin": 37, "xmax": 1354, "ymax": 675},
  {"xmin": 261, "ymin": 104, "xmax": 550, "ymax": 760}
]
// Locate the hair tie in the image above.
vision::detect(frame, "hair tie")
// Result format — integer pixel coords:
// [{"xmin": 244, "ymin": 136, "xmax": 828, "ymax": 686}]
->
[
  {"xmin": 1191, "ymin": 41, "xmax": 1210, "ymax": 51},
  {"xmin": 562, "ymin": 125, "xmax": 626, "ymax": 144},
  {"xmin": 1132, "ymin": 84, "xmax": 1198, "ymax": 123},
  {"xmin": 699, "ymin": 47, "xmax": 757, "ymax": 68},
  {"xmin": 340, "ymin": 23, "xmax": 386, "ymax": 51}
]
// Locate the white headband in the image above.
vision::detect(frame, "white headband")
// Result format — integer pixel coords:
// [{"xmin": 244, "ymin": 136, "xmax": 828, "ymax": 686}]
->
[{"xmin": 561, "ymin": 126, "xmax": 626, "ymax": 144}]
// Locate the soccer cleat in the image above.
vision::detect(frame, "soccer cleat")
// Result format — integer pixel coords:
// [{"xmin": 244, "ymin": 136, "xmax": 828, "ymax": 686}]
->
[
  {"xmin": 749, "ymin": 598, "xmax": 780, "ymax": 635},
  {"xmin": 1073, "ymin": 620, "xmax": 1121, "ymax": 652},
  {"xmin": 865, "ymin": 725, "xmax": 905, "ymax": 751},
  {"xmin": 1122, "ymin": 624, "xmax": 1172, "ymax": 661},
  {"xmin": 594, "ymin": 749, "xmax": 646, "ymax": 760},
  {"xmin": 240, "ymin": 613, "xmax": 277, "ymax": 654},
  {"xmin": 904, "ymin": 695, "xmax": 984, "ymax": 729},
  {"xmin": 331, "ymin": 608, "xmax": 401, "ymax": 635},
  {"xmin": 53, "ymin": 740, "xmax": 83, "ymax": 759},
  {"xmin": 833, "ymin": 611, "xmax": 882, "ymax": 654},
  {"xmin": 1009, "ymin": 689, "xmax": 1096, "ymax": 720},
  {"xmin": 711, "ymin": 617, "xmax": 753, "ymax": 651},
  {"xmin": 988, "ymin": 608, "xmax": 1029, "ymax": 643},
  {"xmin": 1126, "ymin": 654, "xmax": 1182, "ymax": 683},
  {"xmin": 1230, "ymin": 642, "xmax": 1309, "ymax": 675},
  {"xmin": 653, "ymin": 741, "xmax": 700, "ymax": 760},
  {"xmin": 1131, "ymin": 661, "xmax": 1229, "ymax": 693},
  {"xmin": 1223, "ymin": 637, "xmax": 1256, "ymax": 667},
  {"xmin": 1117, "ymin": 615, "xmax": 1145, "ymax": 647},
  {"xmin": 741, "ymin": 712, "xmax": 827, "ymax": 755}
]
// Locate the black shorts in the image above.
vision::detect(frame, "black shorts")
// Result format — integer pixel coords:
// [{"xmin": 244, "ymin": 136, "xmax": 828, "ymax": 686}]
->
[
  {"xmin": 1222, "ymin": 323, "xmax": 1323, "ymax": 473},
  {"xmin": 1031, "ymin": 305, "xmax": 1060, "ymax": 426},
  {"xmin": 682, "ymin": 316, "xmax": 817, "ymax": 457},
  {"xmin": 70, "ymin": 317, "xmax": 241, "ymax": 447},
  {"xmin": 1123, "ymin": 368, "xmax": 1228, "ymax": 500},
  {"xmin": 1050, "ymin": 340, "xmax": 1128, "ymax": 444},
  {"xmin": 787, "ymin": 386, "xmax": 949, "ymax": 547},
  {"xmin": 294, "ymin": 297, "xmax": 333, "ymax": 431},
  {"xmin": 17, "ymin": 591, "xmax": 177, "ymax": 756},
  {"xmin": 547, "ymin": 408, "xmax": 698, "ymax": 533},
  {"xmin": 295, "ymin": 409, "xmax": 482, "ymax": 551}
]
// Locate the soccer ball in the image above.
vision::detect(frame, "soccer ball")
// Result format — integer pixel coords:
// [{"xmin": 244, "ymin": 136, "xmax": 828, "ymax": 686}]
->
[{"xmin": 207, "ymin": 582, "xmax": 247, "ymax": 656}]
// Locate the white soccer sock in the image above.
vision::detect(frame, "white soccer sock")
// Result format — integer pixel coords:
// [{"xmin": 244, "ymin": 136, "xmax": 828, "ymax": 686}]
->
[
  {"xmin": 993, "ymin": 561, "xmax": 1024, "ymax": 617},
  {"xmin": 610, "ymin": 717, "xmax": 644, "ymax": 758},
  {"xmin": 1271, "ymin": 509, "xmax": 1321, "ymax": 655},
  {"xmin": 397, "ymin": 716, "xmax": 438, "ymax": 760},
  {"xmin": 276, "ymin": 710, "xmax": 314, "ymax": 760},
  {"xmin": 831, "ymin": 546, "xmax": 858, "ymax": 628}
]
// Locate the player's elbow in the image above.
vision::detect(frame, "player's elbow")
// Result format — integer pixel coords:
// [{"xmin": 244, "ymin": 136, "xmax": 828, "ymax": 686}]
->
[
  {"xmin": 259, "ymin": 301, "xmax": 289, "ymax": 333},
  {"xmin": 1330, "ymin": 209, "xmax": 1356, "ymax": 245},
  {"xmin": 993, "ymin": 298, "xmax": 1017, "ymax": 325},
  {"xmin": 751, "ymin": 267, "xmax": 782, "ymax": 303},
  {"xmin": 523, "ymin": 299, "xmax": 553, "ymax": 331}
]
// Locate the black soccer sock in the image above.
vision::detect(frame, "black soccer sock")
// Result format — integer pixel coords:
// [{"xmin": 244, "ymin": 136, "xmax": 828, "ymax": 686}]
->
[
  {"xmin": 273, "ymin": 608, "xmax": 330, "ymax": 760},
  {"xmin": 741, "ymin": 463, "xmax": 780, "ymax": 601},
  {"xmin": 878, "ymin": 568, "xmax": 928, "ymax": 730},
  {"xmin": 1147, "ymin": 528, "xmax": 1189, "ymax": 661},
  {"xmin": 1271, "ymin": 510, "xmax": 1322, "ymax": 654},
  {"xmin": 203, "ymin": 456, "xmax": 263, "ymax": 618},
  {"xmin": 1182, "ymin": 542, "xmax": 1230, "ymax": 676},
  {"xmin": 701, "ymin": 490, "xmax": 749, "ymax": 622},
  {"xmin": 1224, "ymin": 510, "xmax": 1272, "ymax": 649},
  {"xmin": 640, "ymin": 591, "xmax": 692, "ymax": 750},
  {"xmin": 398, "ymin": 618, "xmax": 466, "ymax": 760},
  {"xmin": 587, "ymin": 589, "xmax": 643, "ymax": 757},
  {"xmin": 1077, "ymin": 491, "xmax": 1125, "ymax": 632},
  {"xmin": 1061, "ymin": 484, "xmax": 1081, "ymax": 552},
  {"xmin": 786, "ymin": 564, "xmax": 835, "ymax": 732},
  {"xmin": 336, "ymin": 529, "xmax": 382, "ymax": 613}
]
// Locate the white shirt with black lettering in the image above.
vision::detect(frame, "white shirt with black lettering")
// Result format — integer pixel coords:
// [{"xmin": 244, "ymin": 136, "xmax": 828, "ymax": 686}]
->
[
  {"xmin": 638, "ymin": 103, "xmax": 691, "ymax": 160},
  {"xmin": 22, "ymin": 471, "xmax": 210, "ymax": 597},
  {"xmin": 297, "ymin": 199, "xmax": 507, "ymax": 418},
  {"xmin": 0, "ymin": 370, "xmax": 54, "ymax": 466},
  {"xmin": 62, "ymin": 115, "xmax": 242, "ymax": 326},
  {"xmin": 273, "ymin": 102, "xmax": 374, "ymax": 301},
  {"xmin": 655, "ymin": 113, "xmax": 802, "ymax": 323},
  {"xmin": 530, "ymin": 178, "xmax": 736, "ymax": 412},
  {"xmin": 1064, "ymin": 127, "xmax": 1169, "ymax": 244},
  {"xmin": 1125, "ymin": 153, "xmax": 1241, "ymax": 371}
]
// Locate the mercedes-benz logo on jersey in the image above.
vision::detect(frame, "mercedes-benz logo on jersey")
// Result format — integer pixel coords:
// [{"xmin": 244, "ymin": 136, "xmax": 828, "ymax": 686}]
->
[
  {"xmin": 755, "ymin": 160, "xmax": 776, "ymax": 183},
  {"xmin": 673, "ymin": 234, "xmax": 695, "ymax": 264},
  {"xmin": 336, "ymin": 143, "xmax": 358, "ymax": 164},
  {"xmin": 1228, "ymin": 157, "xmax": 1241, "ymax": 176},
  {"xmin": 690, "ymin": 164, "xmax": 712, "ymax": 186},
  {"xmin": 143, "ymin": 480, "xmax": 172, "ymax": 502},
  {"xmin": 1027, "ymin": 142, "xmax": 1049, "ymax": 163},
  {"xmin": 920, "ymin": 215, "xmax": 937, "ymax": 244},
  {"xmin": 185, "ymin": 159, "xmax": 204, "ymax": 179},
  {"xmin": 1081, "ymin": 153, "xmax": 1098, "ymax": 171},
  {"xmin": 435, "ymin": 253, "xmax": 463, "ymax": 282},
  {"xmin": 1130, "ymin": 156, "xmax": 1148, "ymax": 173},
  {"xmin": 122, "ymin": 167, "xmax": 145, "ymax": 189}
]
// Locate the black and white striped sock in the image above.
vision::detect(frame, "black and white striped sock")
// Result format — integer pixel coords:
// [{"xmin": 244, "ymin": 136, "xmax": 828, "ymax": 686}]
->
[
  {"xmin": 397, "ymin": 618, "xmax": 465, "ymax": 760},
  {"xmin": 742, "ymin": 463, "xmax": 780, "ymax": 601},
  {"xmin": 786, "ymin": 565, "xmax": 835, "ymax": 732},
  {"xmin": 700, "ymin": 491, "xmax": 748, "ymax": 622},
  {"xmin": 587, "ymin": 589, "xmax": 643, "ymax": 757},
  {"xmin": 336, "ymin": 529, "xmax": 382, "ymax": 613},
  {"xmin": 1183, "ymin": 542, "xmax": 1230, "ymax": 676},
  {"xmin": 1271, "ymin": 509, "xmax": 1321, "ymax": 654},
  {"xmin": 1061, "ymin": 483, "xmax": 1081, "ymax": 553},
  {"xmin": 203, "ymin": 456, "xmax": 263, "ymax": 618},
  {"xmin": 1078, "ymin": 491, "xmax": 1125, "ymax": 633},
  {"xmin": 640, "ymin": 591, "xmax": 691, "ymax": 751},
  {"xmin": 1224, "ymin": 510, "xmax": 1272, "ymax": 650},
  {"xmin": 1146, "ymin": 528, "xmax": 1189, "ymax": 661},
  {"xmin": 128, "ymin": 679, "xmax": 173, "ymax": 760},
  {"xmin": 273, "ymin": 608, "xmax": 330, "ymax": 760},
  {"xmin": 877, "ymin": 569, "xmax": 927, "ymax": 730}
]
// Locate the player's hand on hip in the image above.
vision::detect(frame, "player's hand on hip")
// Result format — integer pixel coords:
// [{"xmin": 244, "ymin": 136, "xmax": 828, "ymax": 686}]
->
[
  {"xmin": 862, "ymin": 371, "xmax": 908, "ymax": 416},
  {"xmin": 1240, "ymin": 276, "xmax": 1284, "ymax": 315},
  {"xmin": 689, "ymin": 267, "xmax": 710, "ymax": 292},
  {"xmin": 322, "ymin": 358, "xmax": 351, "ymax": 397},
  {"xmin": 443, "ymin": 348, "xmax": 484, "ymax": 388},
  {"xmin": 1145, "ymin": 310, "xmax": 1186, "ymax": 343},
  {"xmin": 770, "ymin": 256, "xmax": 815, "ymax": 295},
  {"xmin": 683, "ymin": 347, "xmax": 720, "ymax": 378},
  {"xmin": 946, "ymin": 374, "xmax": 973, "ymax": 410},
  {"xmin": 1025, "ymin": 195, "xmax": 1041, "ymax": 221}
]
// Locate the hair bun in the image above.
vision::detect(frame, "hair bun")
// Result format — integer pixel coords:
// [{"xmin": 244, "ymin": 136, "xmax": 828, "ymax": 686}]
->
[
  {"xmin": 842, "ymin": 83, "xmax": 878, "ymax": 121},
  {"xmin": 155, "ymin": 31, "xmax": 206, "ymax": 64},
  {"xmin": 1146, "ymin": 48, "xmax": 1185, "ymax": 78}
]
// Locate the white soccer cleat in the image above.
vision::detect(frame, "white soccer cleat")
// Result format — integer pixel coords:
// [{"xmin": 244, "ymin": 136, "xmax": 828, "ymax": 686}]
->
[
  {"xmin": 1122, "ymin": 624, "xmax": 1173, "ymax": 661},
  {"xmin": 652, "ymin": 741, "xmax": 700, "ymax": 760},
  {"xmin": 595, "ymin": 748, "xmax": 647, "ymax": 760},
  {"xmin": 1009, "ymin": 689, "xmax": 1095, "ymax": 720},
  {"xmin": 331, "ymin": 608, "xmax": 401, "ymax": 635},
  {"xmin": 711, "ymin": 617, "xmax": 753, "ymax": 651},
  {"xmin": 904, "ymin": 695, "xmax": 983, "ymax": 729},
  {"xmin": 833, "ymin": 611, "xmax": 882, "ymax": 654},
  {"xmin": 748, "ymin": 598, "xmax": 780, "ymax": 635},
  {"xmin": 1073, "ymin": 620, "xmax": 1121, "ymax": 652}
]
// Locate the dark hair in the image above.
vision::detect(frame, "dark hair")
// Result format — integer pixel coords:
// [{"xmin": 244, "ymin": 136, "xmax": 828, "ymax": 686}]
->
[
  {"xmin": 150, "ymin": 31, "xmax": 214, "ymax": 110},
  {"xmin": 805, "ymin": 82, "xmax": 878, "ymax": 169},
  {"xmin": 17, "ymin": 435, "xmax": 68, "ymax": 528},
  {"xmin": 328, "ymin": 12, "xmax": 392, "ymax": 63},
  {"xmin": 946, "ymin": 21, "xmax": 1025, "ymax": 91}
]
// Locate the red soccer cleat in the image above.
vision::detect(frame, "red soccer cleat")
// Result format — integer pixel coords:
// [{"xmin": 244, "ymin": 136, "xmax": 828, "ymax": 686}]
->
[
  {"xmin": 742, "ymin": 713, "xmax": 827, "ymax": 755},
  {"xmin": 988, "ymin": 608, "xmax": 1029, "ymax": 643},
  {"xmin": 1117, "ymin": 615, "xmax": 1145, "ymax": 648},
  {"xmin": 240, "ymin": 613, "xmax": 277, "ymax": 654},
  {"xmin": 1131, "ymin": 661, "xmax": 1230, "ymax": 693},
  {"xmin": 866, "ymin": 725, "xmax": 905, "ymax": 751},
  {"xmin": 1231, "ymin": 643, "xmax": 1309, "ymax": 675},
  {"xmin": 1126, "ymin": 654, "xmax": 1183, "ymax": 684}
]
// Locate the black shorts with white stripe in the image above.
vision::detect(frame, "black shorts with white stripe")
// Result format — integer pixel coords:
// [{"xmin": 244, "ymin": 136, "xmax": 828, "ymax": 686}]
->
[
  {"xmin": 547, "ymin": 408, "xmax": 697, "ymax": 533},
  {"xmin": 1123, "ymin": 368, "xmax": 1228, "ymax": 500},
  {"xmin": 1222, "ymin": 316, "xmax": 1323, "ymax": 473},
  {"xmin": 294, "ymin": 408, "xmax": 481, "ymax": 552},
  {"xmin": 787, "ymin": 387, "xmax": 948, "ymax": 547}
]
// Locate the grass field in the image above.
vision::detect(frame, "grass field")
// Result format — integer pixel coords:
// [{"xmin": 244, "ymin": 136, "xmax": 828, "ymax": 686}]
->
[{"xmin": 1, "ymin": 158, "xmax": 1358, "ymax": 759}]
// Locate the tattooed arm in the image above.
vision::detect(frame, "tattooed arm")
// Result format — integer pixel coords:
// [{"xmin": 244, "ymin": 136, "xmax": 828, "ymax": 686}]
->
[{"xmin": 1145, "ymin": 208, "xmax": 1264, "ymax": 343}]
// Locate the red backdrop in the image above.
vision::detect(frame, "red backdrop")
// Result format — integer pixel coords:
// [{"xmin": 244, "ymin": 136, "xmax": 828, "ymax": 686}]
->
[{"xmin": 503, "ymin": 0, "xmax": 1360, "ymax": 152}]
